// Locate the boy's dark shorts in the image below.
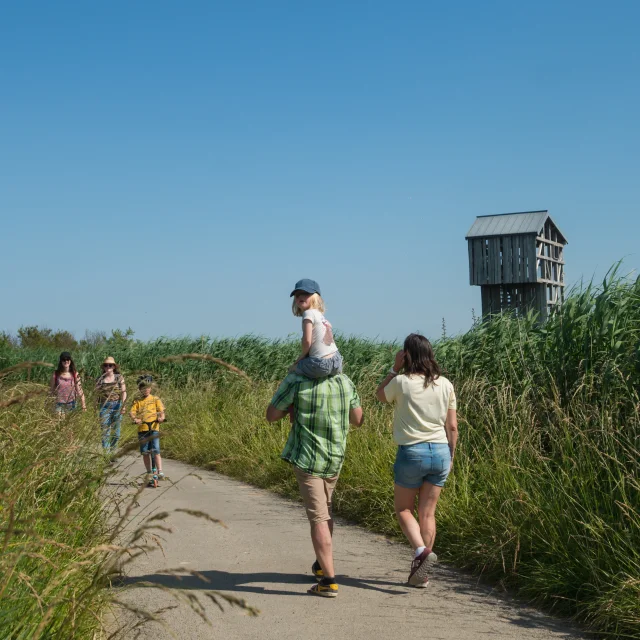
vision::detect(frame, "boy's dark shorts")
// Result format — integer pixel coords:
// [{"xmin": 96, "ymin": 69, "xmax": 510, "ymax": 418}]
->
[{"xmin": 138, "ymin": 430, "xmax": 160, "ymax": 455}]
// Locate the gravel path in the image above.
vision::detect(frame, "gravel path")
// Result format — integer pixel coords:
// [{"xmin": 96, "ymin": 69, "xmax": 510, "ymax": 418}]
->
[{"xmin": 107, "ymin": 456, "xmax": 585, "ymax": 640}]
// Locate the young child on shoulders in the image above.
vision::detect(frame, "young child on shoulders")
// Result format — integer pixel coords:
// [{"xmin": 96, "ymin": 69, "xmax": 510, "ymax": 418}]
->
[
  {"xmin": 289, "ymin": 279, "xmax": 342, "ymax": 378},
  {"xmin": 130, "ymin": 376, "xmax": 165, "ymax": 485}
]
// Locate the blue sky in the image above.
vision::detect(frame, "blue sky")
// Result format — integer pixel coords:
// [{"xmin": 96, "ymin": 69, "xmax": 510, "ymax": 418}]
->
[{"xmin": 2, "ymin": 0, "xmax": 639, "ymax": 343}]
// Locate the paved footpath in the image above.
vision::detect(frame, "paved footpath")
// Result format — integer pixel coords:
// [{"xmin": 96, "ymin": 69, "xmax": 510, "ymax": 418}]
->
[{"xmin": 108, "ymin": 456, "xmax": 585, "ymax": 640}]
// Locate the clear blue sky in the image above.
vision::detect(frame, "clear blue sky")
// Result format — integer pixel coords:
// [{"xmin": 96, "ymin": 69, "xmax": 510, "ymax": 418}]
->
[{"xmin": 2, "ymin": 1, "xmax": 639, "ymax": 343}]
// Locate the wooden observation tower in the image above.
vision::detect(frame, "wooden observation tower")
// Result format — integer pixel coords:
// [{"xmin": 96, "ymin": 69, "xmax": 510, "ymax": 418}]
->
[{"xmin": 466, "ymin": 210, "xmax": 568, "ymax": 321}]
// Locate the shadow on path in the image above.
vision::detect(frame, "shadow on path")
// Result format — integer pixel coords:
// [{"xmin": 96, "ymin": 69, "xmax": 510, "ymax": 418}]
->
[
  {"xmin": 427, "ymin": 565, "xmax": 586, "ymax": 639},
  {"xmin": 122, "ymin": 569, "xmax": 409, "ymax": 598}
]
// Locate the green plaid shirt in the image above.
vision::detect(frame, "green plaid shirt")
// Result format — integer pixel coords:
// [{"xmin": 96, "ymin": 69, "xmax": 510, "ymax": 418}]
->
[{"xmin": 270, "ymin": 373, "xmax": 361, "ymax": 478}]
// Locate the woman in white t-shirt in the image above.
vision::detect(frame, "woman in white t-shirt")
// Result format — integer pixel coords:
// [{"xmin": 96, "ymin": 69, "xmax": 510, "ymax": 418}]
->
[
  {"xmin": 289, "ymin": 278, "xmax": 343, "ymax": 378},
  {"xmin": 376, "ymin": 333, "xmax": 458, "ymax": 588}
]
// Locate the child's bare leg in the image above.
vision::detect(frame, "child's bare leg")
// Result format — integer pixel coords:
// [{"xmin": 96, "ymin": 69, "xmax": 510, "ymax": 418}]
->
[
  {"xmin": 142, "ymin": 453, "xmax": 152, "ymax": 472},
  {"xmin": 154, "ymin": 454, "xmax": 163, "ymax": 472}
]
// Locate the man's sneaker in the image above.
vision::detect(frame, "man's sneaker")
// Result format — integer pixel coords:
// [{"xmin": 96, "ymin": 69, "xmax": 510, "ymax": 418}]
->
[
  {"xmin": 408, "ymin": 550, "xmax": 437, "ymax": 587},
  {"xmin": 311, "ymin": 560, "xmax": 324, "ymax": 582},
  {"xmin": 308, "ymin": 578, "xmax": 338, "ymax": 598}
]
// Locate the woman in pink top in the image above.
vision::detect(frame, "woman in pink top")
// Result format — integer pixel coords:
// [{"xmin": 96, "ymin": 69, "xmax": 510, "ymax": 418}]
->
[
  {"xmin": 376, "ymin": 334, "xmax": 458, "ymax": 588},
  {"xmin": 49, "ymin": 351, "xmax": 86, "ymax": 415}
]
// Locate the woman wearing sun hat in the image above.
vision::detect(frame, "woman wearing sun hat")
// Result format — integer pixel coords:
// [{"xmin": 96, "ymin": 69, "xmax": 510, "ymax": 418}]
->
[{"xmin": 95, "ymin": 356, "xmax": 127, "ymax": 452}]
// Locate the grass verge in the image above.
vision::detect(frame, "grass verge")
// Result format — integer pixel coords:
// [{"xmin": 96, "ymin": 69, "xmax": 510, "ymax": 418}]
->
[
  {"xmin": 155, "ymin": 376, "xmax": 639, "ymax": 640},
  {"xmin": 0, "ymin": 382, "xmax": 255, "ymax": 639},
  {"xmin": 0, "ymin": 383, "xmax": 111, "ymax": 638}
]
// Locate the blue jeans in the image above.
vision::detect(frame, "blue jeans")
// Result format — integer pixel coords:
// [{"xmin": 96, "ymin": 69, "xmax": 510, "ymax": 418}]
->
[
  {"xmin": 55, "ymin": 401, "xmax": 76, "ymax": 414},
  {"xmin": 394, "ymin": 442, "xmax": 451, "ymax": 488},
  {"xmin": 100, "ymin": 401, "xmax": 122, "ymax": 451},
  {"xmin": 295, "ymin": 351, "xmax": 343, "ymax": 378}
]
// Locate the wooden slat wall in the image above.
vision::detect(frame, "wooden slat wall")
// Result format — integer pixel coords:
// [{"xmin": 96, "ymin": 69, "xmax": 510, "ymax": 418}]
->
[
  {"xmin": 529, "ymin": 236, "xmax": 537, "ymax": 282},
  {"xmin": 469, "ymin": 218, "xmax": 567, "ymax": 323},
  {"xmin": 469, "ymin": 240, "xmax": 476, "ymax": 285},
  {"xmin": 504, "ymin": 236, "xmax": 513, "ymax": 283},
  {"xmin": 493, "ymin": 238, "xmax": 501, "ymax": 283},
  {"xmin": 479, "ymin": 283, "xmax": 550, "ymax": 320},
  {"xmin": 514, "ymin": 235, "xmax": 522, "ymax": 281},
  {"xmin": 470, "ymin": 233, "xmax": 563, "ymax": 322},
  {"xmin": 476, "ymin": 239, "xmax": 485, "ymax": 285},
  {"xmin": 489, "ymin": 239, "xmax": 496, "ymax": 284}
]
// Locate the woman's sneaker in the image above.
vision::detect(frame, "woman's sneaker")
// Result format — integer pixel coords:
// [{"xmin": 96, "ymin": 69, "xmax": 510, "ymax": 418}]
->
[
  {"xmin": 308, "ymin": 578, "xmax": 338, "ymax": 598},
  {"xmin": 408, "ymin": 550, "xmax": 437, "ymax": 587}
]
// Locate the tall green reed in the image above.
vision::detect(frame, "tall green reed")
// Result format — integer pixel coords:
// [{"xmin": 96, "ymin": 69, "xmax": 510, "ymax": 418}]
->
[
  {"xmin": 157, "ymin": 372, "xmax": 639, "ymax": 639},
  {"xmin": 0, "ymin": 385, "xmax": 110, "ymax": 638},
  {"xmin": 2, "ymin": 266, "xmax": 639, "ymax": 637}
]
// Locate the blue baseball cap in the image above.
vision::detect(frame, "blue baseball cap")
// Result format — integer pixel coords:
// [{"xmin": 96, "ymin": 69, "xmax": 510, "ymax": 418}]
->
[{"xmin": 290, "ymin": 278, "xmax": 321, "ymax": 297}]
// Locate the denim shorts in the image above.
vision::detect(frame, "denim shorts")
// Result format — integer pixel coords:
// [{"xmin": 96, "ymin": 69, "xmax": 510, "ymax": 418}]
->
[
  {"xmin": 138, "ymin": 430, "xmax": 160, "ymax": 455},
  {"xmin": 394, "ymin": 442, "xmax": 451, "ymax": 488}
]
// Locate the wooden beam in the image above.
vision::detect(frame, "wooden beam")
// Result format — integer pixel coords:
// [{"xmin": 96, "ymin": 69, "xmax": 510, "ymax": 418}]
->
[
  {"xmin": 537, "ymin": 255, "xmax": 565, "ymax": 265},
  {"xmin": 536, "ymin": 236, "xmax": 565, "ymax": 248},
  {"xmin": 536, "ymin": 277, "xmax": 566, "ymax": 286}
]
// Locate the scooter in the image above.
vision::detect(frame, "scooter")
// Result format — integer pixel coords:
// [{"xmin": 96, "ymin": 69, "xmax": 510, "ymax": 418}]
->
[
  {"xmin": 134, "ymin": 376, "xmax": 167, "ymax": 488},
  {"xmin": 140, "ymin": 422, "xmax": 162, "ymax": 488}
]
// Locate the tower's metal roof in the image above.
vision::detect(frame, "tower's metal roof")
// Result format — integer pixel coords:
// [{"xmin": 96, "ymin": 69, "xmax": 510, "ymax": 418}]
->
[{"xmin": 465, "ymin": 210, "xmax": 567, "ymax": 243}]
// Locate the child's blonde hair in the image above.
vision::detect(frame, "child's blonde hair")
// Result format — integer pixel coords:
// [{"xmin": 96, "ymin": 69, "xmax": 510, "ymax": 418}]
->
[{"xmin": 292, "ymin": 293, "xmax": 326, "ymax": 317}]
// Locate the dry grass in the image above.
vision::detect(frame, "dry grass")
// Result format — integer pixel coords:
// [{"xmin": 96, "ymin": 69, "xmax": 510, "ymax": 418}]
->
[
  {"xmin": 158, "ymin": 354, "xmax": 253, "ymax": 384},
  {"xmin": 0, "ymin": 378, "xmax": 256, "ymax": 639}
]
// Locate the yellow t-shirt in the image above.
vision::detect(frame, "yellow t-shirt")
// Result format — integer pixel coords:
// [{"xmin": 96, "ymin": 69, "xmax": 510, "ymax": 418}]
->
[
  {"xmin": 384, "ymin": 374, "xmax": 456, "ymax": 445},
  {"xmin": 131, "ymin": 395, "xmax": 165, "ymax": 432}
]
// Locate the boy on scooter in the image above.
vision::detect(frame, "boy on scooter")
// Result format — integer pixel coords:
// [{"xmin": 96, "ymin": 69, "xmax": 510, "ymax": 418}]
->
[{"xmin": 130, "ymin": 376, "xmax": 165, "ymax": 486}]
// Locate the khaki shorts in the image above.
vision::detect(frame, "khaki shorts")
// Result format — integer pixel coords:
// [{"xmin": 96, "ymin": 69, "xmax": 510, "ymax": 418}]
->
[{"xmin": 293, "ymin": 467, "xmax": 339, "ymax": 524}]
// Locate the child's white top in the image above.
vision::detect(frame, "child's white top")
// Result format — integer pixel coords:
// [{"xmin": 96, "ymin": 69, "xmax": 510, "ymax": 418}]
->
[{"xmin": 302, "ymin": 309, "xmax": 338, "ymax": 358}]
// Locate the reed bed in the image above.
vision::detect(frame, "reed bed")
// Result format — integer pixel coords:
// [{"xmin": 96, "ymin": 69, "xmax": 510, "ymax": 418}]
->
[
  {"xmin": 0, "ymin": 387, "xmax": 111, "ymax": 638},
  {"xmin": 152, "ymin": 370, "xmax": 639, "ymax": 639},
  {"xmin": 1, "ymin": 267, "xmax": 638, "ymax": 638},
  {"xmin": 0, "ymin": 384, "xmax": 253, "ymax": 638}
]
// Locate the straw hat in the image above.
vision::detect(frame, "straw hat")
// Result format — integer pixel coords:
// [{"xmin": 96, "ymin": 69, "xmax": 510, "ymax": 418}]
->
[{"xmin": 102, "ymin": 356, "xmax": 118, "ymax": 367}]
